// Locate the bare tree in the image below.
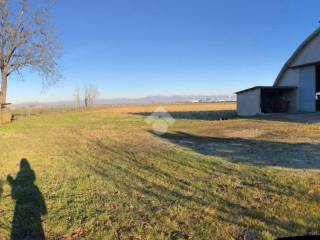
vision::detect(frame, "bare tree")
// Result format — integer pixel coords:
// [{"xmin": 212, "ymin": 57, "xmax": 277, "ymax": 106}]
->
[
  {"xmin": 74, "ymin": 87, "xmax": 81, "ymax": 109},
  {"xmin": 84, "ymin": 85, "xmax": 99, "ymax": 108},
  {"xmin": 0, "ymin": 0, "xmax": 61, "ymax": 107}
]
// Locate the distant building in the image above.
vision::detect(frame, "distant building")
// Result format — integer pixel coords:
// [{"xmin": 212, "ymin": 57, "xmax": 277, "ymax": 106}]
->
[{"xmin": 236, "ymin": 27, "xmax": 320, "ymax": 116}]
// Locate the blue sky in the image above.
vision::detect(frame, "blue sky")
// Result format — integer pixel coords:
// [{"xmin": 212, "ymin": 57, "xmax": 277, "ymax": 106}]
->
[{"xmin": 8, "ymin": 0, "xmax": 320, "ymax": 103}]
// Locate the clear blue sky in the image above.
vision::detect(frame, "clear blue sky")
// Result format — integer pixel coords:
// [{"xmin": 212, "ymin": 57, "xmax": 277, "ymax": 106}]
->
[{"xmin": 8, "ymin": 0, "xmax": 320, "ymax": 103}]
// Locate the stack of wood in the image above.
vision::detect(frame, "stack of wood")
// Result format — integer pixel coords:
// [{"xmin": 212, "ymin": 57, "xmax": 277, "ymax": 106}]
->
[
  {"xmin": 273, "ymin": 100, "xmax": 290, "ymax": 113},
  {"xmin": 262, "ymin": 100, "xmax": 290, "ymax": 113}
]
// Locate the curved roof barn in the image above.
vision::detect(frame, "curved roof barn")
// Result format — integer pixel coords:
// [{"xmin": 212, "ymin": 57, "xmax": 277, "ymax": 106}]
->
[
  {"xmin": 274, "ymin": 27, "xmax": 320, "ymax": 86},
  {"xmin": 237, "ymin": 27, "xmax": 320, "ymax": 116}
]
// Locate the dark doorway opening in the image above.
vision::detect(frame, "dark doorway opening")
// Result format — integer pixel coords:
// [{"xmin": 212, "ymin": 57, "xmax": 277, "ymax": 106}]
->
[
  {"xmin": 260, "ymin": 87, "xmax": 297, "ymax": 114},
  {"xmin": 316, "ymin": 66, "xmax": 320, "ymax": 111}
]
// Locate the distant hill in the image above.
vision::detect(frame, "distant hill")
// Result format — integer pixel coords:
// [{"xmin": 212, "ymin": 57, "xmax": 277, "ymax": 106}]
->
[{"xmin": 11, "ymin": 94, "xmax": 236, "ymax": 109}]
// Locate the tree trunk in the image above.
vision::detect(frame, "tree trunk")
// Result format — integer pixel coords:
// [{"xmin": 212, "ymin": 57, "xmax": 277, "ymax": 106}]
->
[
  {"xmin": 85, "ymin": 97, "xmax": 88, "ymax": 108},
  {"xmin": 1, "ymin": 66, "xmax": 8, "ymax": 106}
]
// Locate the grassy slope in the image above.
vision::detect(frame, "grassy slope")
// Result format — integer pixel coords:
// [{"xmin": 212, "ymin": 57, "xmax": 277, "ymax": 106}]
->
[{"xmin": 0, "ymin": 103, "xmax": 319, "ymax": 240}]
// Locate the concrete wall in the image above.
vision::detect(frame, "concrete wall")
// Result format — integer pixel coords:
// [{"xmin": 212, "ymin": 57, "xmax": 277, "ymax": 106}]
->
[
  {"xmin": 237, "ymin": 88, "xmax": 261, "ymax": 116},
  {"xmin": 299, "ymin": 66, "xmax": 316, "ymax": 112}
]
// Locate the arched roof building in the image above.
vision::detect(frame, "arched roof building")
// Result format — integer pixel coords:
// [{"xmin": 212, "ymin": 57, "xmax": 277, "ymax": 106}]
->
[{"xmin": 236, "ymin": 28, "xmax": 320, "ymax": 116}]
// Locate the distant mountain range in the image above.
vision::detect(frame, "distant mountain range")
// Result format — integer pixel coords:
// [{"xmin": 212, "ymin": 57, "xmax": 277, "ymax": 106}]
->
[{"xmin": 11, "ymin": 94, "xmax": 236, "ymax": 108}]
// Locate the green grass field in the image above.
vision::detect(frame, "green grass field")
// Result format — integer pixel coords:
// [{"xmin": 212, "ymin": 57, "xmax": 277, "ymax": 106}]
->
[{"xmin": 0, "ymin": 103, "xmax": 320, "ymax": 240}]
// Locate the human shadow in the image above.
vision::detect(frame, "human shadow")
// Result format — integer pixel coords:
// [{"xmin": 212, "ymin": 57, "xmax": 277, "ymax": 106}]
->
[
  {"xmin": 7, "ymin": 159, "xmax": 47, "ymax": 240},
  {"xmin": 154, "ymin": 131, "xmax": 320, "ymax": 169},
  {"xmin": 131, "ymin": 110, "xmax": 237, "ymax": 121}
]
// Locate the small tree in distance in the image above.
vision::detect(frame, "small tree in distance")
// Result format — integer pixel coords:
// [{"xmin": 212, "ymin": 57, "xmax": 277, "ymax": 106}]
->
[
  {"xmin": 0, "ymin": 0, "xmax": 61, "ymax": 107},
  {"xmin": 84, "ymin": 85, "xmax": 99, "ymax": 108},
  {"xmin": 74, "ymin": 85, "xmax": 99, "ymax": 109},
  {"xmin": 74, "ymin": 87, "xmax": 81, "ymax": 109}
]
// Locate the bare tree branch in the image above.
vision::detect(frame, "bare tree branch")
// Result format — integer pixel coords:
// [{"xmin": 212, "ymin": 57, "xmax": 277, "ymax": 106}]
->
[{"xmin": 0, "ymin": 0, "xmax": 61, "ymax": 106}]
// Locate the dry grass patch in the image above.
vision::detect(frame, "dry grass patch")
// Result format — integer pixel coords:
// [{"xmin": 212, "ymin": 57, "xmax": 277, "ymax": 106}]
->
[{"xmin": 0, "ymin": 103, "xmax": 319, "ymax": 239}]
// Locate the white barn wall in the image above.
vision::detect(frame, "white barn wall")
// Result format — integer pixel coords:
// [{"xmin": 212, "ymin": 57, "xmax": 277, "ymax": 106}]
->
[
  {"xmin": 286, "ymin": 89, "xmax": 298, "ymax": 113},
  {"xmin": 277, "ymin": 69, "xmax": 299, "ymax": 86},
  {"xmin": 277, "ymin": 69, "xmax": 300, "ymax": 111},
  {"xmin": 237, "ymin": 88, "xmax": 261, "ymax": 116},
  {"xmin": 279, "ymin": 67, "xmax": 317, "ymax": 112},
  {"xmin": 299, "ymin": 66, "xmax": 316, "ymax": 112},
  {"xmin": 292, "ymin": 35, "xmax": 320, "ymax": 66}
]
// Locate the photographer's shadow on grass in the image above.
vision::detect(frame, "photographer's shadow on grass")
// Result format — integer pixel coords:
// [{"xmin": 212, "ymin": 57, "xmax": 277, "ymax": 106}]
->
[{"xmin": 7, "ymin": 159, "xmax": 47, "ymax": 240}]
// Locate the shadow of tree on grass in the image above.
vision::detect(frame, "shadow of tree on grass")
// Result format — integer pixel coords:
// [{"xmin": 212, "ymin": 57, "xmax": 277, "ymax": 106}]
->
[
  {"xmin": 131, "ymin": 110, "xmax": 237, "ymax": 121},
  {"xmin": 83, "ymin": 136, "xmax": 317, "ymax": 238},
  {"xmin": 252, "ymin": 112, "xmax": 320, "ymax": 124},
  {"xmin": 7, "ymin": 159, "xmax": 47, "ymax": 240},
  {"xmin": 155, "ymin": 131, "xmax": 320, "ymax": 169}
]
